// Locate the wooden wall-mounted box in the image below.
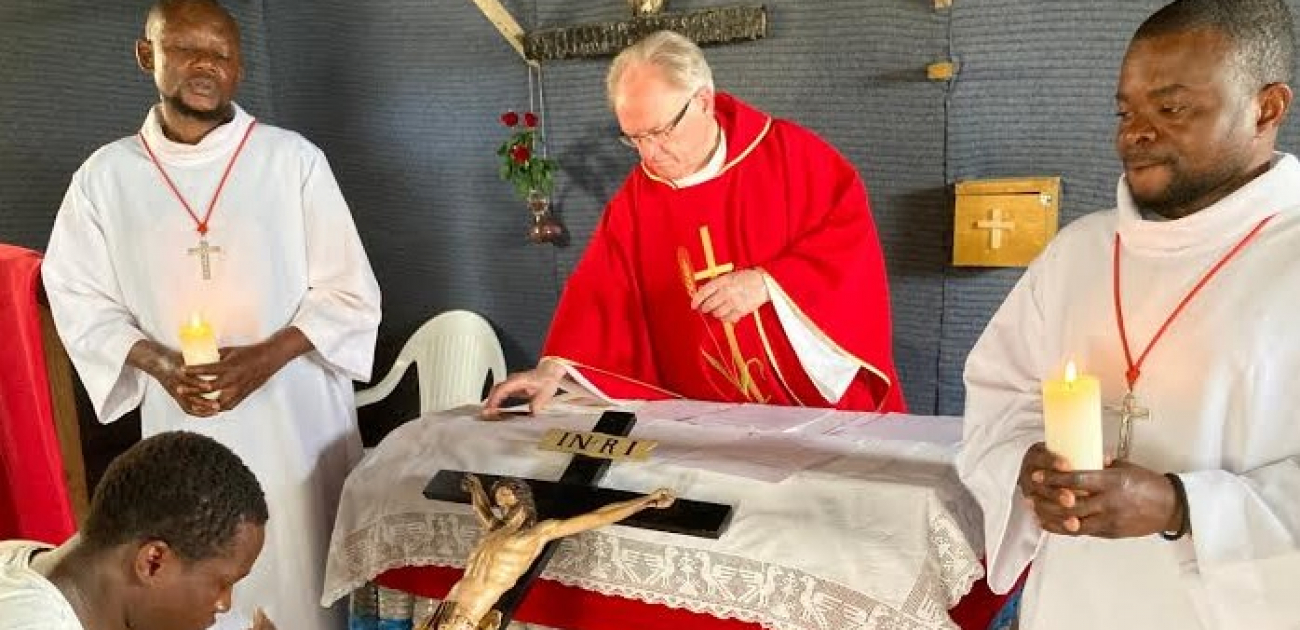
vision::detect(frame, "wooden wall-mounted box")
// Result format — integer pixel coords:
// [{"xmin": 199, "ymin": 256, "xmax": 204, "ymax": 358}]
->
[{"xmin": 952, "ymin": 177, "xmax": 1060, "ymax": 267}]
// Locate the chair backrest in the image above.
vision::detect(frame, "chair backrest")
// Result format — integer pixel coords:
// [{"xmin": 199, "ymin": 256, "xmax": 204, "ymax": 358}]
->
[{"xmin": 356, "ymin": 310, "xmax": 507, "ymax": 414}]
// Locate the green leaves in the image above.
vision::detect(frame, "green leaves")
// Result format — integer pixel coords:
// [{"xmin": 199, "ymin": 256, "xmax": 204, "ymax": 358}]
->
[{"xmin": 498, "ymin": 119, "xmax": 557, "ymax": 201}]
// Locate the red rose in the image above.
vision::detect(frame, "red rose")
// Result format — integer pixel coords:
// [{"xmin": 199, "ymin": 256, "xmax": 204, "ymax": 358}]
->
[
  {"xmin": 501, "ymin": 111, "xmax": 520, "ymax": 127},
  {"xmin": 523, "ymin": 111, "xmax": 539, "ymax": 128},
  {"xmin": 510, "ymin": 144, "xmax": 531, "ymax": 164}
]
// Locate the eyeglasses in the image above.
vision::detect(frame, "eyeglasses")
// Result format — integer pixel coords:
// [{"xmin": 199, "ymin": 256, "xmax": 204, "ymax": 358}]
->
[{"xmin": 618, "ymin": 94, "xmax": 695, "ymax": 149}]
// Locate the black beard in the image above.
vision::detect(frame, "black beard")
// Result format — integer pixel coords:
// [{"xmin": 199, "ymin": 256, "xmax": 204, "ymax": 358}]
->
[
  {"xmin": 1130, "ymin": 159, "xmax": 1246, "ymax": 220},
  {"xmin": 163, "ymin": 93, "xmax": 234, "ymax": 123},
  {"xmin": 1131, "ymin": 177, "xmax": 1214, "ymax": 219}
]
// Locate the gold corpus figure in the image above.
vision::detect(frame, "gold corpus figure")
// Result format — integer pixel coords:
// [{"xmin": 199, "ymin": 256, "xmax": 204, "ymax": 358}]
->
[
  {"xmin": 425, "ymin": 474, "xmax": 676, "ymax": 630},
  {"xmin": 677, "ymin": 226, "xmax": 769, "ymax": 403}
]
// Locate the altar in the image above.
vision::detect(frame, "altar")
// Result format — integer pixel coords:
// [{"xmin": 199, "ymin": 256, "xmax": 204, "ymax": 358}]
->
[{"xmin": 323, "ymin": 403, "xmax": 986, "ymax": 630}]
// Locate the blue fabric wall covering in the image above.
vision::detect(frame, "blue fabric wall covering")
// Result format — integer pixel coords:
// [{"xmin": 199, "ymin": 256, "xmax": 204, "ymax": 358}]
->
[{"xmin": 3, "ymin": 1, "xmax": 1297, "ymax": 443}]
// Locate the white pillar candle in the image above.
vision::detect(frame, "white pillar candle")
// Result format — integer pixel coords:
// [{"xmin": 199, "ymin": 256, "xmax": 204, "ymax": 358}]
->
[
  {"xmin": 179, "ymin": 313, "xmax": 221, "ymax": 401},
  {"xmin": 1042, "ymin": 360, "xmax": 1104, "ymax": 471}
]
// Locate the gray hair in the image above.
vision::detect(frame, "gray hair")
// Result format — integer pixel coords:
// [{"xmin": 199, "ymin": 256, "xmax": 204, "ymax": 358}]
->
[{"xmin": 606, "ymin": 30, "xmax": 715, "ymax": 108}]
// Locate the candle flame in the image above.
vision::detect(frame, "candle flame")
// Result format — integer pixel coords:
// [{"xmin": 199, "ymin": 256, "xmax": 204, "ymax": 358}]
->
[
  {"xmin": 188, "ymin": 312, "xmax": 204, "ymax": 328},
  {"xmin": 1064, "ymin": 360, "xmax": 1078, "ymax": 383}
]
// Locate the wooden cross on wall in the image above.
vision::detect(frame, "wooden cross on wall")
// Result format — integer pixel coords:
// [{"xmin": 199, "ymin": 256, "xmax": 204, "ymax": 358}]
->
[
  {"xmin": 471, "ymin": 0, "xmax": 768, "ymax": 63},
  {"xmin": 422, "ymin": 411, "xmax": 733, "ymax": 629}
]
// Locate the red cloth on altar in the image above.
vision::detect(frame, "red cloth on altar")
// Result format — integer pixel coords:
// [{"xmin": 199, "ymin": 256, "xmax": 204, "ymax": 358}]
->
[
  {"xmin": 375, "ymin": 564, "xmax": 1006, "ymax": 630},
  {"xmin": 0, "ymin": 245, "xmax": 76, "ymax": 543},
  {"xmin": 543, "ymin": 93, "xmax": 904, "ymax": 412}
]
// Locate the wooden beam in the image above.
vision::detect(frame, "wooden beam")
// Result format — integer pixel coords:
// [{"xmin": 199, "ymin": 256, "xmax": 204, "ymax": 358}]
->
[
  {"xmin": 469, "ymin": 0, "xmax": 530, "ymax": 63},
  {"xmin": 523, "ymin": 5, "xmax": 768, "ymax": 61}
]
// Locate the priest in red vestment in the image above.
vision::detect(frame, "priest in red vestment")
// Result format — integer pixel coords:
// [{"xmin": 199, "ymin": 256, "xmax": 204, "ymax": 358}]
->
[{"xmin": 485, "ymin": 30, "xmax": 904, "ymax": 414}]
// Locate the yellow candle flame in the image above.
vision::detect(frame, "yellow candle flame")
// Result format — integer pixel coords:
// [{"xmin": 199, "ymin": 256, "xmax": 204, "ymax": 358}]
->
[
  {"xmin": 188, "ymin": 312, "xmax": 204, "ymax": 328},
  {"xmin": 1064, "ymin": 360, "xmax": 1078, "ymax": 383}
]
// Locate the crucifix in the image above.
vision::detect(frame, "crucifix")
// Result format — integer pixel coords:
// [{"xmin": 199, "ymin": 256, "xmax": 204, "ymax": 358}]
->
[
  {"xmin": 471, "ymin": 0, "xmax": 767, "ymax": 63},
  {"xmin": 681, "ymin": 225, "xmax": 765, "ymax": 402},
  {"xmin": 187, "ymin": 239, "xmax": 222, "ymax": 280},
  {"xmin": 423, "ymin": 411, "xmax": 732, "ymax": 630},
  {"xmin": 1107, "ymin": 392, "xmax": 1149, "ymax": 460},
  {"xmin": 975, "ymin": 208, "xmax": 1016, "ymax": 250}
]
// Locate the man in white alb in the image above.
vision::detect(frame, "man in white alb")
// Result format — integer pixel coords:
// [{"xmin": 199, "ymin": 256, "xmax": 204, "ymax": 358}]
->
[
  {"xmin": 958, "ymin": 0, "xmax": 1300, "ymax": 628},
  {"xmin": 41, "ymin": 2, "xmax": 381, "ymax": 629}
]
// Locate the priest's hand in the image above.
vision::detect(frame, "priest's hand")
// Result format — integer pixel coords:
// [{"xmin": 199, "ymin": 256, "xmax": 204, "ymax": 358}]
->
[
  {"xmin": 1034, "ymin": 456, "xmax": 1184, "ymax": 539},
  {"xmin": 482, "ymin": 359, "xmax": 568, "ymax": 417},
  {"xmin": 127, "ymin": 339, "xmax": 220, "ymax": 417},
  {"xmin": 191, "ymin": 327, "xmax": 314, "ymax": 412},
  {"xmin": 691, "ymin": 269, "xmax": 770, "ymax": 324}
]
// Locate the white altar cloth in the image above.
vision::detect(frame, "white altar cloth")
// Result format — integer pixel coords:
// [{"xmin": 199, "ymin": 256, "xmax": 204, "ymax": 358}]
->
[{"xmin": 323, "ymin": 406, "xmax": 984, "ymax": 630}]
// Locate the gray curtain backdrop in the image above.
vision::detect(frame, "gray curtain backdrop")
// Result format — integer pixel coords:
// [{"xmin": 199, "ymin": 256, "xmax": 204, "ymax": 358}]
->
[{"xmin": 3, "ymin": 1, "xmax": 1296, "ymax": 461}]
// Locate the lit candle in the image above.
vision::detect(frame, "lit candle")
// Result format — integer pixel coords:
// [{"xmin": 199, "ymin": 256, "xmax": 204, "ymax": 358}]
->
[
  {"xmin": 1041, "ymin": 360, "xmax": 1104, "ymax": 471},
  {"xmin": 179, "ymin": 313, "xmax": 219, "ymax": 365},
  {"xmin": 179, "ymin": 313, "xmax": 220, "ymax": 401}
]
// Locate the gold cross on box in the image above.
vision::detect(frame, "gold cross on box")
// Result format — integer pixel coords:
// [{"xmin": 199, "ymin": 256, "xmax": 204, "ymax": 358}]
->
[{"xmin": 975, "ymin": 208, "xmax": 1016, "ymax": 250}]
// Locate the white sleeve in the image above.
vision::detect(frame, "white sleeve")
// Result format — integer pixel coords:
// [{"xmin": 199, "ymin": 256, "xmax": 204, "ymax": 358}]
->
[
  {"xmin": 41, "ymin": 175, "xmax": 148, "ymax": 423},
  {"xmin": 288, "ymin": 149, "xmax": 382, "ymax": 382},
  {"xmin": 1176, "ymin": 462, "xmax": 1300, "ymax": 625},
  {"xmin": 0, "ymin": 595, "xmax": 84, "ymax": 630},
  {"xmin": 954, "ymin": 255, "xmax": 1053, "ymax": 593},
  {"xmin": 761, "ymin": 273, "xmax": 858, "ymax": 403}
]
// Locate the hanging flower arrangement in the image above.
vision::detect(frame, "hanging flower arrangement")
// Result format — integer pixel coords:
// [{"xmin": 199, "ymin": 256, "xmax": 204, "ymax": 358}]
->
[{"xmin": 497, "ymin": 110, "xmax": 556, "ymax": 201}]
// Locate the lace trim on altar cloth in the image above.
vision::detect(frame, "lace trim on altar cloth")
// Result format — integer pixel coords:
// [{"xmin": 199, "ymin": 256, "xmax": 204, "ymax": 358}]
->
[
  {"xmin": 326, "ymin": 512, "xmax": 983, "ymax": 630},
  {"xmin": 347, "ymin": 584, "xmax": 556, "ymax": 630}
]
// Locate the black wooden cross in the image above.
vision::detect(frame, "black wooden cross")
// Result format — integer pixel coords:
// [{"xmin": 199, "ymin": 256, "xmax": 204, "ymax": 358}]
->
[{"xmin": 422, "ymin": 410, "xmax": 732, "ymax": 629}]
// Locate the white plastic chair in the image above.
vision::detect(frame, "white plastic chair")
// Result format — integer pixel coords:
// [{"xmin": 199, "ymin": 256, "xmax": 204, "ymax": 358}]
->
[{"xmin": 355, "ymin": 310, "xmax": 507, "ymax": 414}]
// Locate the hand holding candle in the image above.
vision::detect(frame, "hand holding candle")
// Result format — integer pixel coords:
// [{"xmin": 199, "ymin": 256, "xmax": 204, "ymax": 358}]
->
[
  {"xmin": 1041, "ymin": 360, "xmax": 1103, "ymax": 471},
  {"xmin": 179, "ymin": 313, "xmax": 221, "ymax": 401}
]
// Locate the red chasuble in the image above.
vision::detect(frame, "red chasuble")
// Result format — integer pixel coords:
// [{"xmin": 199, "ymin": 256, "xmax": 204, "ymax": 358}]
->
[{"xmin": 543, "ymin": 93, "xmax": 904, "ymax": 412}]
